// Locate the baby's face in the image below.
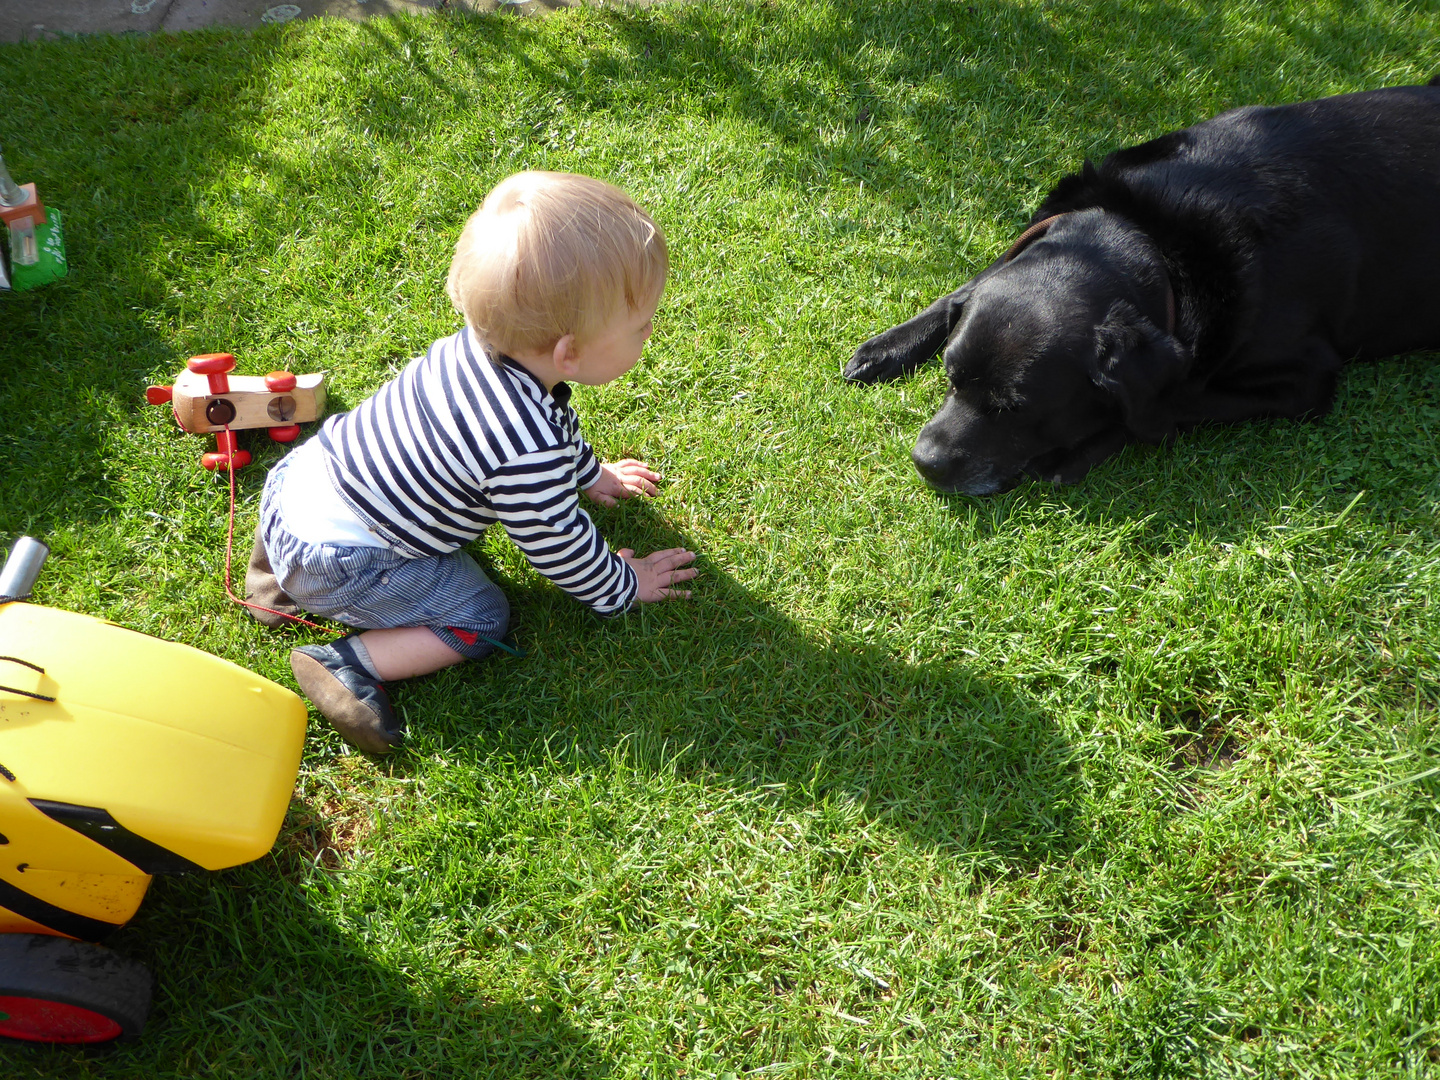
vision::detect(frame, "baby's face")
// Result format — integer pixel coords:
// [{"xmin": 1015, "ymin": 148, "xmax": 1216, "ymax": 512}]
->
[{"xmin": 569, "ymin": 298, "xmax": 658, "ymax": 386}]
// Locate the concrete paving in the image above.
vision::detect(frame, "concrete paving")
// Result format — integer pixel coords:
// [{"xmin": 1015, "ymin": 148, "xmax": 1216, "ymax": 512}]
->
[{"xmin": 0, "ymin": 0, "xmax": 572, "ymax": 45}]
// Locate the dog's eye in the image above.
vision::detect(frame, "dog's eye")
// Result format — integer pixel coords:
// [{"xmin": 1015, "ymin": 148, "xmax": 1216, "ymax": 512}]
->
[{"xmin": 985, "ymin": 393, "xmax": 1024, "ymax": 414}]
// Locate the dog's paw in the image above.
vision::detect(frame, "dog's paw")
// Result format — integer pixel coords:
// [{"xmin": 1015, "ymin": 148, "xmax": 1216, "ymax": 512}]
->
[{"xmin": 843, "ymin": 343, "xmax": 903, "ymax": 383}]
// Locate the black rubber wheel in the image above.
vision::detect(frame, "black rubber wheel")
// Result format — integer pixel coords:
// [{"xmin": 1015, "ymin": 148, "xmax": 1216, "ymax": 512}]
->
[{"xmin": 0, "ymin": 934, "xmax": 152, "ymax": 1044}]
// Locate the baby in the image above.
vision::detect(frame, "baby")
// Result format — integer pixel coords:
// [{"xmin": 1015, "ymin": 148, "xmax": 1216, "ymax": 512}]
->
[{"xmin": 246, "ymin": 171, "xmax": 698, "ymax": 754}]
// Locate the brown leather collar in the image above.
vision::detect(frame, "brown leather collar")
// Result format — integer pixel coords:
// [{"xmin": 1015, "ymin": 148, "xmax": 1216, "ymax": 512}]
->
[
  {"xmin": 1001, "ymin": 213, "xmax": 1068, "ymax": 263},
  {"xmin": 1001, "ymin": 212, "xmax": 1176, "ymax": 336}
]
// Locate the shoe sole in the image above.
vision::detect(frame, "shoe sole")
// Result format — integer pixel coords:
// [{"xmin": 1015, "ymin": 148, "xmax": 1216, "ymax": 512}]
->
[{"xmin": 289, "ymin": 650, "xmax": 400, "ymax": 755}]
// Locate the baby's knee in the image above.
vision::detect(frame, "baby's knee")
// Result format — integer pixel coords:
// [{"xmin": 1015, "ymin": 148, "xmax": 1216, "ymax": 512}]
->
[
  {"xmin": 437, "ymin": 587, "xmax": 510, "ymax": 660},
  {"xmin": 481, "ymin": 590, "xmax": 510, "ymax": 640}
]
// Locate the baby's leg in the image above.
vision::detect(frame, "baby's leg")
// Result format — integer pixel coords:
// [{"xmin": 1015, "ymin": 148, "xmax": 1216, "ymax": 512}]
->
[
  {"xmin": 352, "ymin": 558, "xmax": 513, "ymax": 675},
  {"xmin": 350, "ymin": 547, "xmax": 511, "ymax": 670},
  {"xmin": 274, "ymin": 542, "xmax": 508, "ymax": 650},
  {"xmin": 357, "ymin": 626, "xmax": 466, "ymax": 680},
  {"xmin": 278, "ymin": 543, "xmax": 507, "ymax": 753}
]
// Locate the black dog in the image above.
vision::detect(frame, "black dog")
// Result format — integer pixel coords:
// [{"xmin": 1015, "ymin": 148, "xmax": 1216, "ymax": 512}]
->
[{"xmin": 844, "ymin": 80, "xmax": 1440, "ymax": 494}]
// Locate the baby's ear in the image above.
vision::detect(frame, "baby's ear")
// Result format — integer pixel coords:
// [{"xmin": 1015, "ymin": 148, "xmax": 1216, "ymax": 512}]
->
[{"xmin": 553, "ymin": 333, "xmax": 579, "ymax": 372}]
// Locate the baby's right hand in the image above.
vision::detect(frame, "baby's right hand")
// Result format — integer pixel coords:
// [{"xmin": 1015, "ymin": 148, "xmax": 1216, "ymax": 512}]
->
[{"xmin": 617, "ymin": 547, "xmax": 698, "ymax": 602}]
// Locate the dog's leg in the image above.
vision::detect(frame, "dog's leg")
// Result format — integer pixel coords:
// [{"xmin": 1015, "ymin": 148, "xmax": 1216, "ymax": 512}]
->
[
  {"xmin": 1043, "ymin": 428, "xmax": 1135, "ymax": 485},
  {"xmin": 843, "ymin": 289, "xmax": 964, "ymax": 384},
  {"xmin": 1168, "ymin": 337, "xmax": 1344, "ymax": 426}
]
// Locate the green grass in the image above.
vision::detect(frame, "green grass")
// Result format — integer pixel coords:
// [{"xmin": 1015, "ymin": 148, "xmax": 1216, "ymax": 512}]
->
[{"xmin": 3, "ymin": 0, "xmax": 1440, "ymax": 1075}]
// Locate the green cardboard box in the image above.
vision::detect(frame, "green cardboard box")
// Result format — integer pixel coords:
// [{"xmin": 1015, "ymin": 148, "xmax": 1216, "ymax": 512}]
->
[{"xmin": 5, "ymin": 208, "xmax": 68, "ymax": 291}]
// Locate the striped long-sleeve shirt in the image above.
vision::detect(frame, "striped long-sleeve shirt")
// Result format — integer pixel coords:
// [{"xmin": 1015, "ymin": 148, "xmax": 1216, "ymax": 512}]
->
[{"xmin": 315, "ymin": 328, "xmax": 638, "ymax": 615}]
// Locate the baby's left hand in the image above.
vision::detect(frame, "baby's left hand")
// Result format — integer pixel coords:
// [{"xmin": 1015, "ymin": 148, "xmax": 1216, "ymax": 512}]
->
[{"xmin": 584, "ymin": 459, "xmax": 662, "ymax": 507}]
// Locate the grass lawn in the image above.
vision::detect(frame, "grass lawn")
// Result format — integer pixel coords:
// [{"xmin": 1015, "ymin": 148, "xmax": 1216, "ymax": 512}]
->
[{"xmin": 4, "ymin": 0, "xmax": 1440, "ymax": 1075}]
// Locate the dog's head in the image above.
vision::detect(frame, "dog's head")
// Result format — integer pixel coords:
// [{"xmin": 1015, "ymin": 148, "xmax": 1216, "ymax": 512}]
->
[{"xmin": 912, "ymin": 211, "xmax": 1190, "ymax": 494}]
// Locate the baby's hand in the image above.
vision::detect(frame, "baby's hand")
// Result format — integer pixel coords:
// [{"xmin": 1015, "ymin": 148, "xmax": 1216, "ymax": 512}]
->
[
  {"xmin": 617, "ymin": 547, "xmax": 698, "ymax": 602},
  {"xmin": 584, "ymin": 459, "xmax": 662, "ymax": 507}
]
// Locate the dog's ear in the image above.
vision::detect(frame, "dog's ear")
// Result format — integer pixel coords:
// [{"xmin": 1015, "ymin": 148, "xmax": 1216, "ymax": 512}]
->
[
  {"xmin": 1034, "ymin": 160, "xmax": 1101, "ymax": 217},
  {"xmin": 1090, "ymin": 299, "xmax": 1190, "ymax": 441},
  {"xmin": 942, "ymin": 286, "xmax": 970, "ymax": 333},
  {"xmin": 844, "ymin": 285, "xmax": 972, "ymax": 384}
]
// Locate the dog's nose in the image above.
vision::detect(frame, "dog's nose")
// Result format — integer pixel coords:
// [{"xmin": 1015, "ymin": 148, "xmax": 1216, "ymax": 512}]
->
[{"xmin": 911, "ymin": 441, "xmax": 948, "ymax": 485}]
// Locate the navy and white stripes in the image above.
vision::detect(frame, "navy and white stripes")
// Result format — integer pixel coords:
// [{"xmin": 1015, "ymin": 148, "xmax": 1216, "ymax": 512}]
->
[{"xmin": 315, "ymin": 328, "xmax": 638, "ymax": 615}]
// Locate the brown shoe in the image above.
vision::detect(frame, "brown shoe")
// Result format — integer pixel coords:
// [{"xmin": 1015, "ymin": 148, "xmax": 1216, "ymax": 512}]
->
[
  {"xmin": 290, "ymin": 643, "xmax": 403, "ymax": 755},
  {"xmin": 245, "ymin": 529, "xmax": 300, "ymax": 628}
]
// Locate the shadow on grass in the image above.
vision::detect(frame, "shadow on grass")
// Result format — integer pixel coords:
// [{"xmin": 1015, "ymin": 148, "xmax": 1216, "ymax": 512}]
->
[
  {"xmin": 907, "ymin": 359, "xmax": 1440, "ymax": 783},
  {"xmin": 4, "ymin": 863, "xmax": 613, "ymax": 1079},
  {"xmin": 0, "ymin": 29, "xmax": 295, "ymax": 539},
  {"xmin": 393, "ymin": 499, "xmax": 1080, "ymax": 869},
  {"xmin": 373, "ymin": 0, "xmax": 1440, "ymax": 273},
  {"xmin": 27, "ymin": 501, "xmax": 1079, "ymax": 1077}
]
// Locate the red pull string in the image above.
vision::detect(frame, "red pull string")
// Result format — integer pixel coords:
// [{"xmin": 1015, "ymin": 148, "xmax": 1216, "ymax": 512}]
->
[{"xmin": 220, "ymin": 427, "xmax": 339, "ymax": 635}]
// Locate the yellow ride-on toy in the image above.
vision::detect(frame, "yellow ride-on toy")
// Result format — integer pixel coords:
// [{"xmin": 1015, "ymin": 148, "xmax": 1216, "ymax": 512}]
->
[{"xmin": 0, "ymin": 537, "xmax": 307, "ymax": 1044}]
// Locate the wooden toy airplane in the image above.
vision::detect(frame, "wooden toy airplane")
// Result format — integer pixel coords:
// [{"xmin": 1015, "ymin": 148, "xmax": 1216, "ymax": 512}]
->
[{"xmin": 146, "ymin": 354, "xmax": 326, "ymax": 470}]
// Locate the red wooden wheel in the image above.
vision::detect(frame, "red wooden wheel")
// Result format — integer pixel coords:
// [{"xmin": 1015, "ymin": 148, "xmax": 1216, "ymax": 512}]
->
[
  {"xmin": 186, "ymin": 353, "xmax": 235, "ymax": 375},
  {"xmin": 203, "ymin": 431, "xmax": 252, "ymax": 471},
  {"xmin": 268, "ymin": 424, "xmax": 302, "ymax": 443},
  {"xmin": 202, "ymin": 449, "xmax": 253, "ymax": 470},
  {"xmin": 0, "ymin": 936, "xmax": 151, "ymax": 1045}
]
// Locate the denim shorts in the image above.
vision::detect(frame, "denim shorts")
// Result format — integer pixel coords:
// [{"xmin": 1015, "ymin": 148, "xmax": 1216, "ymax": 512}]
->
[{"xmin": 257, "ymin": 454, "xmax": 510, "ymax": 659}]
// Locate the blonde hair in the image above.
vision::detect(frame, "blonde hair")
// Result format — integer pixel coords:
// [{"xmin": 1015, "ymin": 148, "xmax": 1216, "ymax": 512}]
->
[{"xmin": 446, "ymin": 171, "xmax": 669, "ymax": 356}]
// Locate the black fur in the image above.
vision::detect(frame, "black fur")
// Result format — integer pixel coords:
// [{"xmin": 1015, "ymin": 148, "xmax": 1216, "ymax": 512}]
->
[{"xmin": 845, "ymin": 83, "xmax": 1440, "ymax": 494}]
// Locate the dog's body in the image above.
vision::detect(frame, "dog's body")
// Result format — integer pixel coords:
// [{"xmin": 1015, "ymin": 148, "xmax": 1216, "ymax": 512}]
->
[{"xmin": 845, "ymin": 81, "xmax": 1440, "ymax": 494}]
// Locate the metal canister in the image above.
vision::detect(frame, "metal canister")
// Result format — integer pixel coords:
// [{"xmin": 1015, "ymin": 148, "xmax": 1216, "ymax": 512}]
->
[{"xmin": 0, "ymin": 536, "xmax": 50, "ymax": 601}]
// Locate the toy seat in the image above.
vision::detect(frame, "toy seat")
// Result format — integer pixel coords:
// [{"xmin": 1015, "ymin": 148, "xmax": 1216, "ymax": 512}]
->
[{"xmin": 0, "ymin": 602, "xmax": 306, "ymax": 941}]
